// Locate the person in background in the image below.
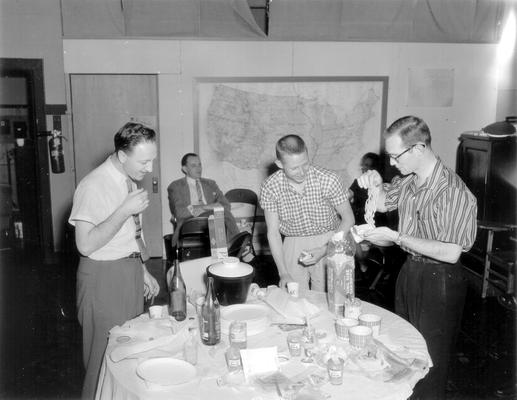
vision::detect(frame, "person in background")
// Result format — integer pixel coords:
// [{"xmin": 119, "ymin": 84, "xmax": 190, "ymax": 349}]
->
[
  {"xmin": 357, "ymin": 116, "xmax": 477, "ymax": 400},
  {"xmin": 69, "ymin": 122, "xmax": 160, "ymax": 400},
  {"xmin": 348, "ymin": 152, "xmax": 386, "ymax": 225},
  {"xmin": 259, "ymin": 134, "xmax": 355, "ymax": 291},
  {"xmin": 167, "ymin": 153, "xmax": 240, "ymax": 247}
]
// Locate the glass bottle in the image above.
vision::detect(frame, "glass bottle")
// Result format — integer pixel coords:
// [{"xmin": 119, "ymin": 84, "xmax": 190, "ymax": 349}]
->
[
  {"xmin": 201, "ymin": 277, "xmax": 221, "ymax": 346},
  {"xmin": 169, "ymin": 259, "xmax": 187, "ymax": 321},
  {"xmin": 327, "ymin": 231, "xmax": 356, "ymax": 316}
]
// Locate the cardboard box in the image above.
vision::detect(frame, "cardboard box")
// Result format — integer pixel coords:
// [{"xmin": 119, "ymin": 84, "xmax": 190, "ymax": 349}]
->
[{"xmin": 208, "ymin": 204, "xmax": 228, "ymax": 259}]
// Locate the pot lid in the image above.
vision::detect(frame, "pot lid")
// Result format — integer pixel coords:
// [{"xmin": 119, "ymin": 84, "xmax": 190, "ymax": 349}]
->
[{"xmin": 208, "ymin": 257, "xmax": 253, "ymax": 277}]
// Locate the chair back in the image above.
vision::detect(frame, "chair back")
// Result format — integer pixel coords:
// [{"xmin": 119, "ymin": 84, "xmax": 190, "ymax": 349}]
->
[
  {"xmin": 225, "ymin": 188, "xmax": 258, "ymax": 237},
  {"xmin": 177, "ymin": 217, "xmax": 210, "ymax": 261}
]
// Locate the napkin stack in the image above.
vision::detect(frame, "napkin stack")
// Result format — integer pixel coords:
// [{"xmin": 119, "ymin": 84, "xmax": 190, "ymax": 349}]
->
[{"xmin": 262, "ymin": 287, "xmax": 321, "ymax": 324}]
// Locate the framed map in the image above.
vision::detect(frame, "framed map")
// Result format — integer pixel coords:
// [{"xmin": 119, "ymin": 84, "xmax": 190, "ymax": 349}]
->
[{"xmin": 194, "ymin": 76, "xmax": 388, "ymax": 195}]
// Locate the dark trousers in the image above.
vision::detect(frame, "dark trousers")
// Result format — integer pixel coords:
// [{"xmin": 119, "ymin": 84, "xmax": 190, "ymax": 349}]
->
[{"xmin": 395, "ymin": 258, "xmax": 466, "ymax": 400}]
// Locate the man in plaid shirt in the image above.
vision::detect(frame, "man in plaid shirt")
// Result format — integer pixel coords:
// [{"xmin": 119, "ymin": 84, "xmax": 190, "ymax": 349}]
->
[{"xmin": 259, "ymin": 135, "xmax": 355, "ymax": 291}]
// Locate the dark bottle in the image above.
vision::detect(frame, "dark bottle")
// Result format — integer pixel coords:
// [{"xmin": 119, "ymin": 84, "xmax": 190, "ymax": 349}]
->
[
  {"xmin": 169, "ymin": 259, "xmax": 186, "ymax": 321},
  {"xmin": 200, "ymin": 277, "xmax": 221, "ymax": 346}
]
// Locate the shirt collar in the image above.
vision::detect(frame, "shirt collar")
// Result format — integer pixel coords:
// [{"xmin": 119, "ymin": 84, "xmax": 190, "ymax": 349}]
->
[
  {"xmin": 186, "ymin": 176, "xmax": 199, "ymax": 185},
  {"xmin": 408, "ymin": 157, "xmax": 444, "ymax": 191},
  {"xmin": 106, "ymin": 155, "xmax": 130, "ymax": 186}
]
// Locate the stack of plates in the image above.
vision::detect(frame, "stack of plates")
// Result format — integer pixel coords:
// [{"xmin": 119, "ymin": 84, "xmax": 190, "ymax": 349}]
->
[{"xmin": 220, "ymin": 304, "xmax": 270, "ymax": 336}]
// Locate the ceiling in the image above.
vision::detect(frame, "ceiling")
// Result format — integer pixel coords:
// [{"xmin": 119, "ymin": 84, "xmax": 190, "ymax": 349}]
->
[{"xmin": 60, "ymin": 0, "xmax": 510, "ymax": 43}]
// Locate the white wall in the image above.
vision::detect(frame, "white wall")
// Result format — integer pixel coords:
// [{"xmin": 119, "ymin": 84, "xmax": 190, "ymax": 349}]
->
[{"xmin": 63, "ymin": 39, "xmax": 499, "ymax": 236}]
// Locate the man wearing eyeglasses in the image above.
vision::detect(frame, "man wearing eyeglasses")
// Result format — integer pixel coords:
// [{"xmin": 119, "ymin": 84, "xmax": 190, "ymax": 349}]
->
[{"xmin": 357, "ymin": 116, "xmax": 477, "ymax": 400}]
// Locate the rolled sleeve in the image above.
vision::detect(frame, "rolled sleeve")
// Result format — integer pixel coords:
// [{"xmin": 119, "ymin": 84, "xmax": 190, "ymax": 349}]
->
[{"xmin": 325, "ymin": 174, "xmax": 348, "ymax": 208}]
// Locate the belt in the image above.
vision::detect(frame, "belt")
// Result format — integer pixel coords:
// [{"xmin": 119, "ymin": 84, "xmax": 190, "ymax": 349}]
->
[
  {"xmin": 410, "ymin": 255, "xmax": 442, "ymax": 264},
  {"xmin": 126, "ymin": 252, "xmax": 141, "ymax": 259}
]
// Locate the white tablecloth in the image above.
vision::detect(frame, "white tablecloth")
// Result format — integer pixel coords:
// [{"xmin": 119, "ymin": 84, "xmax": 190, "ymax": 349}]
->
[{"xmin": 96, "ymin": 292, "xmax": 431, "ymax": 400}]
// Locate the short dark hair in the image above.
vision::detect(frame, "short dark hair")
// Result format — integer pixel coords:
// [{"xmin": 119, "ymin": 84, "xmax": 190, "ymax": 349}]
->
[
  {"xmin": 276, "ymin": 135, "xmax": 307, "ymax": 161},
  {"xmin": 361, "ymin": 152, "xmax": 381, "ymax": 171},
  {"xmin": 114, "ymin": 122, "xmax": 156, "ymax": 153},
  {"xmin": 384, "ymin": 116, "xmax": 431, "ymax": 146},
  {"xmin": 181, "ymin": 153, "xmax": 199, "ymax": 167}
]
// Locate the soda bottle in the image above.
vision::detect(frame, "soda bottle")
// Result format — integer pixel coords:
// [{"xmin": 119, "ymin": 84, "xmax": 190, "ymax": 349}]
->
[
  {"xmin": 201, "ymin": 277, "xmax": 221, "ymax": 345},
  {"xmin": 169, "ymin": 259, "xmax": 187, "ymax": 321}
]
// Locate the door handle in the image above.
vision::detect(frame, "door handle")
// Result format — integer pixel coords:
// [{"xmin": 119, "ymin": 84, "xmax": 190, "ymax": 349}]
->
[{"xmin": 152, "ymin": 177, "xmax": 158, "ymax": 193}]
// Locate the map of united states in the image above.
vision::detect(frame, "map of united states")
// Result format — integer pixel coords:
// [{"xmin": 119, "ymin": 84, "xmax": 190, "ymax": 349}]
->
[{"xmin": 198, "ymin": 81, "xmax": 384, "ymax": 192}]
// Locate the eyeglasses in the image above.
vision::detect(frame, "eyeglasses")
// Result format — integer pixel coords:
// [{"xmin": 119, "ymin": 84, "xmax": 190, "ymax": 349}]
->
[{"xmin": 388, "ymin": 144, "xmax": 424, "ymax": 162}]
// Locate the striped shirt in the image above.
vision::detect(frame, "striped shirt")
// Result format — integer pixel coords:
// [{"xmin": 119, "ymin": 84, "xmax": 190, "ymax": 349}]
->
[
  {"xmin": 260, "ymin": 165, "xmax": 348, "ymax": 237},
  {"xmin": 385, "ymin": 158, "xmax": 477, "ymax": 252}
]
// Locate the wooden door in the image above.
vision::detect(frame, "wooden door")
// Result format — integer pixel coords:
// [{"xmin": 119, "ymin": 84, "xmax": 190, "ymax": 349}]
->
[{"xmin": 70, "ymin": 74, "xmax": 162, "ymax": 257}]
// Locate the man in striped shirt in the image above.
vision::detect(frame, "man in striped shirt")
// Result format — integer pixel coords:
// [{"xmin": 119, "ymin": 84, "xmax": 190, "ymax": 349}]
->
[
  {"xmin": 260, "ymin": 134, "xmax": 355, "ymax": 291},
  {"xmin": 358, "ymin": 116, "xmax": 477, "ymax": 400}
]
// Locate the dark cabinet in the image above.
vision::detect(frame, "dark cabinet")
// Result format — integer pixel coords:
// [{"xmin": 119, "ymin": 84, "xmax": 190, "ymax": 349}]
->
[
  {"xmin": 456, "ymin": 133, "xmax": 517, "ymax": 284},
  {"xmin": 456, "ymin": 133, "xmax": 516, "ymax": 224}
]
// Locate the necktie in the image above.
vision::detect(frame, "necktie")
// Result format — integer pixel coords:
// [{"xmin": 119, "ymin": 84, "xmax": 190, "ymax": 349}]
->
[
  {"xmin": 126, "ymin": 179, "xmax": 150, "ymax": 263},
  {"xmin": 195, "ymin": 180, "xmax": 205, "ymax": 205}
]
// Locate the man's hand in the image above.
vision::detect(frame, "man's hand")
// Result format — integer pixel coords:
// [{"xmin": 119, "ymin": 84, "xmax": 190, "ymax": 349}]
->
[
  {"xmin": 122, "ymin": 189, "xmax": 149, "ymax": 216},
  {"xmin": 298, "ymin": 245, "xmax": 327, "ymax": 266},
  {"xmin": 278, "ymin": 273, "xmax": 295, "ymax": 290},
  {"xmin": 363, "ymin": 226, "xmax": 397, "ymax": 246},
  {"xmin": 142, "ymin": 265, "xmax": 160, "ymax": 300},
  {"xmin": 357, "ymin": 170, "xmax": 383, "ymax": 190}
]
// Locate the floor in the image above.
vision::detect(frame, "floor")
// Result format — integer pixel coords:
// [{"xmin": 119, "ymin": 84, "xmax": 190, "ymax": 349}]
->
[{"xmin": 0, "ymin": 245, "xmax": 515, "ymax": 400}]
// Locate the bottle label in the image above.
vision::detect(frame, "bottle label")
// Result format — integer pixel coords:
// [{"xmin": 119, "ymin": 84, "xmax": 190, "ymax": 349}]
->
[{"xmin": 171, "ymin": 291, "xmax": 186, "ymax": 310}]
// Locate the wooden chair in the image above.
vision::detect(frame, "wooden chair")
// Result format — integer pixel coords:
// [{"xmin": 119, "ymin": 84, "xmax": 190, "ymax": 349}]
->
[{"xmin": 479, "ymin": 222, "xmax": 516, "ymax": 301}]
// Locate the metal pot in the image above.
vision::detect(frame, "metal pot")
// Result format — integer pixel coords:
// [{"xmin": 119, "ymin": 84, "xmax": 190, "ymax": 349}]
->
[{"xmin": 206, "ymin": 257, "xmax": 254, "ymax": 306}]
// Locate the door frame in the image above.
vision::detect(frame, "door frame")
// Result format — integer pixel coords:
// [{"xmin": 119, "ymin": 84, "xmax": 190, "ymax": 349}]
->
[{"xmin": 0, "ymin": 58, "xmax": 54, "ymax": 261}]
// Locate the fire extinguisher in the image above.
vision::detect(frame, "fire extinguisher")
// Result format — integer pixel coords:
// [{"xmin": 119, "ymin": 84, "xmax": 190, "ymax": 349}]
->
[{"xmin": 49, "ymin": 130, "xmax": 65, "ymax": 174}]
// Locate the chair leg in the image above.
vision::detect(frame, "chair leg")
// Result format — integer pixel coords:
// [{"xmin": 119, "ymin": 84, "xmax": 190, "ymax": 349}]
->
[{"xmin": 482, "ymin": 229, "xmax": 495, "ymax": 298}]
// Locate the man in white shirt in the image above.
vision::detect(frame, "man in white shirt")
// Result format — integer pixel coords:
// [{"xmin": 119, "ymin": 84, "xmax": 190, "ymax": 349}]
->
[{"xmin": 69, "ymin": 122, "xmax": 160, "ymax": 400}]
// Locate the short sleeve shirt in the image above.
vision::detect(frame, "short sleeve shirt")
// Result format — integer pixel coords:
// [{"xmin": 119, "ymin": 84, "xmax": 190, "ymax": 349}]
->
[
  {"xmin": 69, "ymin": 157, "xmax": 140, "ymax": 260},
  {"xmin": 384, "ymin": 158, "xmax": 477, "ymax": 252},
  {"xmin": 259, "ymin": 165, "xmax": 348, "ymax": 236}
]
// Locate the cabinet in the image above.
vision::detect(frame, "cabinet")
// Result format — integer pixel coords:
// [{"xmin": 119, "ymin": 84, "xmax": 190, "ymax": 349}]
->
[
  {"xmin": 456, "ymin": 134, "xmax": 516, "ymax": 224},
  {"xmin": 456, "ymin": 133, "xmax": 517, "ymax": 297}
]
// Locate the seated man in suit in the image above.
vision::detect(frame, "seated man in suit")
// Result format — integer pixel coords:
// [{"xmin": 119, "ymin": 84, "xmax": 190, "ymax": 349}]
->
[{"xmin": 167, "ymin": 153, "xmax": 240, "ymax": 247}]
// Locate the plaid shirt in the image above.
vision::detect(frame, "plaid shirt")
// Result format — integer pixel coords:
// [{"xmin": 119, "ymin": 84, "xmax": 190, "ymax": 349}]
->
[
  {"xmin": 259, "ymin": 165, "xmax": 348, "ymax": 237},
  {"xmin": 385, "ymin": 158, "xmax": 477, "ymax": 253}
]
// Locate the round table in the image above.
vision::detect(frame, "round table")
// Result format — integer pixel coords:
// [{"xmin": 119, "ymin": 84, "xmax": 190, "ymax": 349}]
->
[{"xmin": 95, "ymin": 291, "xmax": 431, "ymax": 400}]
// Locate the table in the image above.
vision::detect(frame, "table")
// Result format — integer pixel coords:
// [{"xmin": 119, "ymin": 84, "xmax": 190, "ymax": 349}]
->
[{"xmin": 96, "ymin": 292, "xmax": 431, "ymax": 400}]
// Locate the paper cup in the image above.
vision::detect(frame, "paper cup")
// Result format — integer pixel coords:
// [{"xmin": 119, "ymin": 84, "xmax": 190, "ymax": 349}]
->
[
  {"xmin": 358, "ymin": 313, "xmax": 382, "ymax": 337},
  {"xmin": 287, "ymin": 282, "xmax": 299, "ymax": 298},
  {"xmin": 348, "ymin": 325, "xmax": 373, "ymax": 348},
  {"xmin": 149, "ymin": 305, "xmax": 166, "ymax": 319},
  {"xmin": 335, "ymin": 318, "xmax": 359, "ymax": 340}
]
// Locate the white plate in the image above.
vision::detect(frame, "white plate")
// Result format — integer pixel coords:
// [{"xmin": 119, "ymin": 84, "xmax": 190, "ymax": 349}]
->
[
  {"xmin": 221, "ymin": 304, "xmax": 270, "ymax": 335},
  {"xmin": 137, "ymin": 358, "xmax": 196, "ymax": 386}
]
